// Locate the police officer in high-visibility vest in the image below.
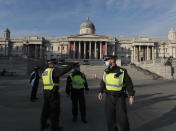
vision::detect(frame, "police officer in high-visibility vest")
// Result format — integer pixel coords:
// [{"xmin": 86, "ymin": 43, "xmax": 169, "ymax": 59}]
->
[
  {"xmin": 98, "ymin": 56, "xmax": 135, "ymax": 131},
  {"xmin": 66, "ymin": 64, "xmax": 89, "ymax": 123},
  {"xmin": 41, "ymin": 60, "xmax": 75, "ymax": 131}
]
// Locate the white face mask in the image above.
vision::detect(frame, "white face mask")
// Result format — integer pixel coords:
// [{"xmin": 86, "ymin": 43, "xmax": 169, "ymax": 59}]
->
[{"xmin": 105, "ymin": 61, "xmax": 110, "ymax": 66}]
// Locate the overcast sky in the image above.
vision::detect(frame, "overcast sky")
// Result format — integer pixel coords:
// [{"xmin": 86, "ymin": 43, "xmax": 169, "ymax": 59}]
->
[{"xmin": 0, "ymin": 0, "xmax": 176, "ymax": 38}]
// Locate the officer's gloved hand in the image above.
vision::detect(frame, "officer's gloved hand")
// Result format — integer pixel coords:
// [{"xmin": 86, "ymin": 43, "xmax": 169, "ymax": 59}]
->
[
  {"xmin": 105, "ymin": 68, "xmax": 110, "ymax": 74},
  {"xmin": 114, "ymin": 72, "xmax": 122, "ymax": 78}
]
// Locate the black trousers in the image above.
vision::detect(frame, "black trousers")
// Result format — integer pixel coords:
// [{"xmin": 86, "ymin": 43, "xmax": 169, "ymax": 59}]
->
[
  {"xmin": 105, "ymin": 94, "xmax": 130, "ymax": 131},
  {"xmin": 71, "ymin": 90, "xmax": 86, "ymax": 119},
  {"xmin": 41, "ymin": 90, "xmax": 60, "ymax": 131},
  {"xmin": 30, "ymin": 82, "xmax": 39, "ymax": 100}
]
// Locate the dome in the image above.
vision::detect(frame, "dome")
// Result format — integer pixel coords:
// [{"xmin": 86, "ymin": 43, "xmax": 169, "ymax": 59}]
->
[
  {"xmin": 80, "ymin": 17, "xmax": 96, "ymax": 34},
  {"xmin": 169, "ymin": 28, "xmax": 175, "ymax": 33},
  {"xmin": 168, "ymin": 28, "xmax": 176, "ymax": 40}
]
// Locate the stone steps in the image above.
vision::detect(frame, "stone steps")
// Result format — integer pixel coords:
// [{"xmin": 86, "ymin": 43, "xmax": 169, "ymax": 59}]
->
[{"xmin": 80, "ymin": 65, "xmax": 154, "ymax": 81}]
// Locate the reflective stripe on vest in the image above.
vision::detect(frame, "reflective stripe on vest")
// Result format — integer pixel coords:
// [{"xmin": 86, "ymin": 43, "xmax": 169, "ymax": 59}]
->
[
  {"xmin": 103, "ymin": 69, "xmax": 124, "ymax": 91},
  {"xmin": 42, "ymin": 68, "xmax": 59, "ymax": 90},
  {"xmin": 70, "ymin": 74, "xmax": 85, "ymax": 89}
]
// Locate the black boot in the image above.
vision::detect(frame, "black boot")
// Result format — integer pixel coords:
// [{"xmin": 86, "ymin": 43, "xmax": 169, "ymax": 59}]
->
[
  {"xmin": 41, "ymin": 123, "xmax": 49, "ymax": 131},
  {"xmin": 81, "ymin": 117, "xmax": 87, "ymax": 124}
]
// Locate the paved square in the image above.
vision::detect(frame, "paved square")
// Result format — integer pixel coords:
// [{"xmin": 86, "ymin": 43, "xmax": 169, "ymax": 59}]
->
[{"xmin": 0, "ymin": 65, "xmax": 176, "ymax": 131}]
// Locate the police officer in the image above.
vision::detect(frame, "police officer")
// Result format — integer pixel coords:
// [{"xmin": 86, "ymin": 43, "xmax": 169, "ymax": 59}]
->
[
  {"xmin": 98, "ymin": 56, "xmax": 135, "ymax": 131},
  {"xmin": 66, "ymin": 64, "xmax": 89, "ymax": 123},
  {"xmin": 29, "ymin": 66, "xmax": 40, "ymax": 102},
  {"xmin": 41, "ymin": 60, "xmax": 75, "ymax": 131}
]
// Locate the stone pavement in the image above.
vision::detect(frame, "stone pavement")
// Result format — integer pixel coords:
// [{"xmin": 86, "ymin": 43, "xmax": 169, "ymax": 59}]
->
[{"xmin": 0, "ymin": 65, "xmax": 176, "ymax": 131}]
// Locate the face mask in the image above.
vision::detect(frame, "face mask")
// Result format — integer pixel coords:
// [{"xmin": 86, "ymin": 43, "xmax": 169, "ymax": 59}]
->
[{"xmin": 105, "ymin": 61, "xmax": 110, "ymax": 67}]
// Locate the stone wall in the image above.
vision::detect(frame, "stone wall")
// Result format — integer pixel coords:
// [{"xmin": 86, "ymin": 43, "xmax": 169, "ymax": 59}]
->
[
  {"xmin": 0, "ymin": 56, "xmax": 27, "ymax": 76},
  {"xmin": 135, "ymin": 59, "xmax": 175, "ymax": 79},
  {"xmin": 0, "ymin": 56, "xmax": 46, "ymax": 76}
]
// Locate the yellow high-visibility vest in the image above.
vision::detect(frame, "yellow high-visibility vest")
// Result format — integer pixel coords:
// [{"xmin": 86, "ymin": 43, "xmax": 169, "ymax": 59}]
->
[
  {"xmin": 42, "ymin": 68, "xmax": 59, "ymax": 90},
  {"xmin": 103, "ymin": 69, "xmax": 125, "ymax": 91},
  {"xmin": 70, "ymin": 74, "xmax": 85, "ymax": 89}
]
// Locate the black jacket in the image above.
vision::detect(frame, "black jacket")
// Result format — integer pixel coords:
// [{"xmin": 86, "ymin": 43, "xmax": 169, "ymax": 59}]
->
[
  {"xmin": 99, "ymin": 65, "xmax": 135, "ymax": 96},
  {"xmin": 66, "ymin": 70, "xmax": 89, "ymax": 95}
]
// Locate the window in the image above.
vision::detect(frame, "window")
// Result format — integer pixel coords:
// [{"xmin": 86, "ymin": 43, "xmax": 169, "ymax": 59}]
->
[
  {"xmin": 62, "ymin": 46, "xmax": 64, "ymax": 50},
  {"xmin": 58, "ymin": 46, "xmax": 60, "ymax": 51}
]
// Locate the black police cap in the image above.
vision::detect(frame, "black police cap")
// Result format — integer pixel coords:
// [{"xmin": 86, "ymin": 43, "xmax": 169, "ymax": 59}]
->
[
  {"xmin": 47, "ymin": 59, "xmax": 57, "ymax": 64},
  {"xmin": 104, "ymin": 55, "xmax": 117, "ymax": 61}
]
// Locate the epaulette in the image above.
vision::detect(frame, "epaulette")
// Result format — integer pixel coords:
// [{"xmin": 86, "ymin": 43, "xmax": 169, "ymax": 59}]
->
[
  {"xmin": 119, "ymin": 67, "xmax": 126, "ymax": 72},
  {"xmin": 104, "ymin": 68, "xmax": 109, "ymax": 72},
  {"xmin": 104, "ymin": 68, "xmax": 110, "ymax": 74}
]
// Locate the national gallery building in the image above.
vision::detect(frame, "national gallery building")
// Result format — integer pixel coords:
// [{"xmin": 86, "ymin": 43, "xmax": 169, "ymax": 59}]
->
[{"xmin": 0, "ymin": 17, "xmax": 176, "ymax": 64}]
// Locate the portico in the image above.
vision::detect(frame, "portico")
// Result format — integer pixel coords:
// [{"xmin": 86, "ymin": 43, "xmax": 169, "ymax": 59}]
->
[
  {"xmin": 69, "ymin": 40, "xmax": 108, "ymax": 59},
  {"xmin": 132, "ymin": 42, "xmax": 155, "ymax": 62}
]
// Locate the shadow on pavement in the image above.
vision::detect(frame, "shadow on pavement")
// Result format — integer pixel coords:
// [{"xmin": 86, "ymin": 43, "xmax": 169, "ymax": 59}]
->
[
  {"xmin": 134, "ymin": 106, "xmax": 176, "ymax": 131},
  {"xmin": 130, "ymin": 94, "xmax": 176, "ymax": 111},
  {"xmin": 134, "ymin": 80, "xmax": 176, "ymax": 88}
]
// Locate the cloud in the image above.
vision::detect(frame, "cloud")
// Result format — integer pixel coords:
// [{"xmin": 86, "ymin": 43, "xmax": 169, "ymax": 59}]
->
[{"xmin": 137, "ymin": 4, "xmax": 176, "ymax": 37}]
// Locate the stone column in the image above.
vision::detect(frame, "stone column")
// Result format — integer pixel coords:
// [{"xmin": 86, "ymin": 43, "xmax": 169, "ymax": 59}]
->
[
  {"xmin": 60, "ymin": 45, "xmax": 62, "ymax": 58},
  {"xmin": 105, "ymin": 42, "xmax": 107, "ymax": 56},
  {"xmin": 147, "ymin": 46, "xmax": 149, "ymax": 60},
  {"xmin": 68, "ymin": 42, "xmax": 71, "ymax": 58},
  {"xmin": 174, "ymin": 47, "xmax": 176, "ymax": 58},
  {"xmin": 133, "ymin": 46, "xmax": 136, "ymax": 61},
  {"xmin": 78, "ymin": 41, "xmax": 81, "ymax": 59},
  {"xmin": 94, "ymin": 41, "xmax": 97, "ymax": 59},
  {"xmin": 138, "ymin": 46, "xmax": 141, "ymax": 61},
  {"xmin": 100, "ymin": 42, "xmax": 102, "ymax": 59},
  {"xmin": 5, "ymin": 44, "xmax": 7, "ymax": 56},
  {"xmin": 40, "ymin": 45, "xmax": 42, "ymax": 59},
  {"xmin": 84, "ymin": 41, "xmax": 86, "ymax": 59},
  {"xmin": 152, "ymin": 46, "xmax": 154, "ymax": 60},
  {"xmin": 73, "ymin": 41, "xmax": 76, "ymax": 59},
  {"xmin": 89, "ymin": 41, "xmax": 91, "ymax": 59},
  {"xmin": 35, "ymin": 45, "xmax": 38, "ymax": 59}
]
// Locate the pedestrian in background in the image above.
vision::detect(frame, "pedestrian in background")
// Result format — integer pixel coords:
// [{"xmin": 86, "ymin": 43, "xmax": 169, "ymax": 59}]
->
[{"xmin": 29, "ymin": 66, "xmax": 40, "ymax": 102}]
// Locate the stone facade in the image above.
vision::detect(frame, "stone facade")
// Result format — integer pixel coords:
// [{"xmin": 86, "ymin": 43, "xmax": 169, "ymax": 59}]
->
[{"xmin": 1, "ymin": 18, "xmax": 176, "ymax": 64}]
